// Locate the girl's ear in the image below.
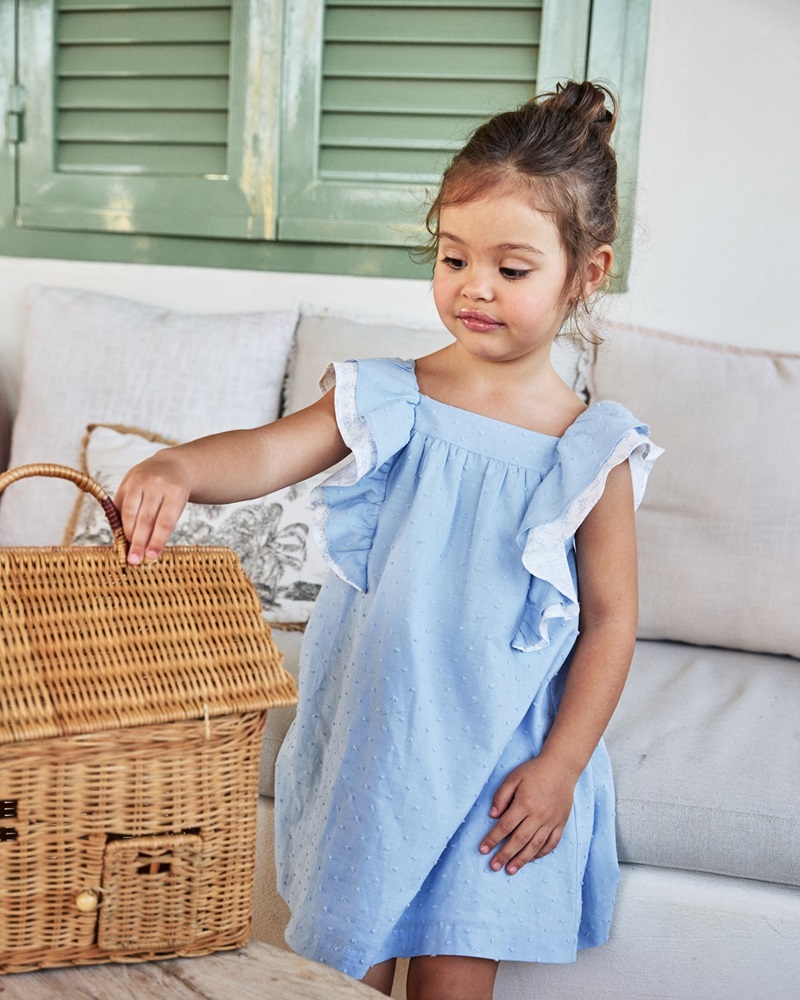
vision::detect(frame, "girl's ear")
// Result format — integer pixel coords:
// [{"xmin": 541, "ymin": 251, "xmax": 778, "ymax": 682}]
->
[{"xmin": 581, "ymin": 245, "xmax": 614, "ymax": 298}]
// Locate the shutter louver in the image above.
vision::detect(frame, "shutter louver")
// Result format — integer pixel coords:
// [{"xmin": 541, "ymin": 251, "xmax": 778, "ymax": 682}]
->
[
  {"xmin": 55, "ymin": 0, "xmax": 232, "ymax": 178},
  {"xmin": 279, "ymin": 0, "xmax": 543, "ymax": 243},
  {"xmin": 320, "ymin": 0, "xmax": 543, "ymax": 184}
]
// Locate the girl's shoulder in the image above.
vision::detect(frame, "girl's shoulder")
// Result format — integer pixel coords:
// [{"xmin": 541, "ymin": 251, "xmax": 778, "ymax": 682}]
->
[{"xmin": 563, "ymin": 399, "xmax": 643, "ymax": 438}]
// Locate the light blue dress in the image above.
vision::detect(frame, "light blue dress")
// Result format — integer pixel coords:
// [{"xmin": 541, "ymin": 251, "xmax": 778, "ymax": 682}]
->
[{"xmin": 275, "ymin": 358, "xmax": 660, "ymax": 979}]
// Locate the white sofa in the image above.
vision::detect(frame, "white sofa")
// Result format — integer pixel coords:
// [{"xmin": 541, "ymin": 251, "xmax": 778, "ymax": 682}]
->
[{"xmin": 1, "ymin": 285, "xmax": 798, "ymax": 1000}]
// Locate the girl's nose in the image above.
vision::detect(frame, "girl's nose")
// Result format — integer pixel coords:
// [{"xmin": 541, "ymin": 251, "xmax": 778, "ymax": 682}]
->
[{"xmin": 461, "ymin": 268, "xmax": 494, "ymax": 302}]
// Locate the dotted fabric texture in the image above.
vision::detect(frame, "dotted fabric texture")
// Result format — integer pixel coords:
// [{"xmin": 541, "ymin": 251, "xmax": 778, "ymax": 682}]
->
[{"xmin": 274, "ymin": 358, "xmax": 659, "ymax": 977}]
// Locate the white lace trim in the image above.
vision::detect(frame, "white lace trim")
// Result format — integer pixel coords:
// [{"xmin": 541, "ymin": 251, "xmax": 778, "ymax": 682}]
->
[
  {"xmin": 311, "ymin": 495, "xmax": 365, "ymax": 592},
  {"xmin": 311, "ymin": 362, "xmax": 377, "ymax": 593},
  {"xmin": 319, "ymin": 361, "xmax": 377, "ymax": 483},
  {"xmin": 514, "ymin": 601, "xmax": 581, "ymax": 653},
  {"xmin": 522, "ymin": 428, "xmax": 661, "ymax": 581}
]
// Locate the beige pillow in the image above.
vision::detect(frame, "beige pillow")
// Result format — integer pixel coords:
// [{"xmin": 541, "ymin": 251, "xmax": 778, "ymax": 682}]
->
[
  {"xmin": 0, "ymin": 286, "xmax": 298, "ymax": 546},
  {"xmin": 69, "ymin": 424, "xmax": 328, "ymax": 625},
  {"xmin": 591, "ymin": 324, "xmax": 800, "ymax": 658}
]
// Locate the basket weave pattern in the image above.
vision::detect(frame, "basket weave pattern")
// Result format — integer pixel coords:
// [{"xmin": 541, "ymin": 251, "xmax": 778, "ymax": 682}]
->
[{"xmin": 0, "ymin": 465, "xmax": 298, "ymax": 974}]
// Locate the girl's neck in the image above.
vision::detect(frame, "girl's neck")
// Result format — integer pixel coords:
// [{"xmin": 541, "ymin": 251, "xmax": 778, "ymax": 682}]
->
[{"xmin": 414, "ymin": 343, "xmax": 586, "ymax": 436}]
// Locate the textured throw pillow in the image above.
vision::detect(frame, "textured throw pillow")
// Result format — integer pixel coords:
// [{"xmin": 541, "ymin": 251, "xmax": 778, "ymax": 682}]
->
[
  {"xmin": 0, "ymin": 286, "xmax": 298, "ymax": 546},
  {"xmin": 68, "ymin": 424, "xmax": 328, "ymax": 624},
  {"xmin": 591, "ymin": 323, "xmax": 800, "ymax": 659}
]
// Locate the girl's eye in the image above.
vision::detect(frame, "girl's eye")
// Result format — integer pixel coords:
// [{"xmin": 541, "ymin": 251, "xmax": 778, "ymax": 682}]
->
[
  {"xmin": 440, "ymin": 255, "xmax": 466, "ymax": 270},
  {"xmin": 500, "ymin": 267, "xmax": 530, "ymax": 280}
]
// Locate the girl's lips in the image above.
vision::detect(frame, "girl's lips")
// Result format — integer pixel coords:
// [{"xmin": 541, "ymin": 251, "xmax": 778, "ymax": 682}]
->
[{"xmin": 457, "ymin": 310, "xmax": 504, "ymax": 332}]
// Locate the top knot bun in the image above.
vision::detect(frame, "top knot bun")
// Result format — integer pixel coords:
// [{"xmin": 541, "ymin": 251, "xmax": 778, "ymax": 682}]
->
[{"xmin": 538, "ymin": 80, "xmax": 617, "ymax": 142}]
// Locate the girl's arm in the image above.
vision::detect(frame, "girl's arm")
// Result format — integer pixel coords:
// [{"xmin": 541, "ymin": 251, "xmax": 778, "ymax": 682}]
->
[
  {"xmin": 115, "ymin": 388, "xmax": 350, "ymax": 566},
  {"xmin": 479, "ymin": 460, "xmax": 638, "ymax": 874}
]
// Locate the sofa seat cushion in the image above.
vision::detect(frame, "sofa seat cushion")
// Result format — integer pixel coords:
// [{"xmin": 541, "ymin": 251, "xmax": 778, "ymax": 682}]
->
[{"xmin": 607, "ymin": 639, "xmax": 800, "ymax": 886}]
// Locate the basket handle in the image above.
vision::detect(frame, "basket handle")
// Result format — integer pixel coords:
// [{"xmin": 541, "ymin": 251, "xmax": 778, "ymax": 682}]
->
[{"xmin": 0, "ymin": 463, "xmax": 129, "ymax": 568}]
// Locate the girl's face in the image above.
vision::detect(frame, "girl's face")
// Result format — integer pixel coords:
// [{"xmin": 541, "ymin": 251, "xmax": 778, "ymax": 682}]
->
[{"xmin": 432, "ymin": 190, "xmax": 576, "ymax": 367}]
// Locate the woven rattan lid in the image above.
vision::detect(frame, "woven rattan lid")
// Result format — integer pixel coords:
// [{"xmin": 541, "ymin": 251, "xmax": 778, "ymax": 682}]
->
[{"xmin": 0, "ymin": 545, "xmax": 297, "ymax": 744}]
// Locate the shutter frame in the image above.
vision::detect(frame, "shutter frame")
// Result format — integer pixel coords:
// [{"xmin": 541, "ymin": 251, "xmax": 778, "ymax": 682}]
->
[{"xmin": 15, "ymin": 0, "xmax": 280, "ymax": 240}]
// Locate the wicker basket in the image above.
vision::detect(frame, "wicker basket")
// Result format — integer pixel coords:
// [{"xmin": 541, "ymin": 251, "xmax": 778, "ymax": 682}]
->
[{"xmin": 0, "ymin": 464, "xmax": 298, "ymax": 974}]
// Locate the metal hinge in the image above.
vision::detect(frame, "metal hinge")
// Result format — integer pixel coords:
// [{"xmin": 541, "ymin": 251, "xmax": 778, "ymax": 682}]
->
[{"xmin": 7, "ymin": 85, "xmax": 26, "ymax": 144}]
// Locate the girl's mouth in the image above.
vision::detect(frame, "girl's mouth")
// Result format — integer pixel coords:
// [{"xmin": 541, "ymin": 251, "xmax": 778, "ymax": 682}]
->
[{"xmin": 457, "ymin": 310, "xmax": 504, "ymax": 333}]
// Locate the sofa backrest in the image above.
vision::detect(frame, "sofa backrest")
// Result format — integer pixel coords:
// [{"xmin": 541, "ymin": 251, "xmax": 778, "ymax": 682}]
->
[{"xmin": 592, "ymin": 322, "xmax": 800, "ymax": 661}]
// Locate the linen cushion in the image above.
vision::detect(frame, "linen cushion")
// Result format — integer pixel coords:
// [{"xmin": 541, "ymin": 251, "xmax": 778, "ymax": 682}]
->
[
  {"xmin": 0, "ymin": 286, "xmax": 297, "ymax": 546},
  {"xmin": 591, "ymin": 323, "xmax": 800, "ymax": 658},
  {"xmin": 607, "ymin": 639, "xmax": 800, "ymax": 886},
  {"xmin": 284, "ymin": 313, "xmax": 452, "ymax": 412},
  {"xmin": 68, "ymin": 424, "xmax": 328, "ymax": 625}
]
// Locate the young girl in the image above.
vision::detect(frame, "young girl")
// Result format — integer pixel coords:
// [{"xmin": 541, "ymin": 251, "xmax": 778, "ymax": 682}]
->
[{"xmin": 116, "ymin": 81, "xmax": 661, "ymax": 1000}]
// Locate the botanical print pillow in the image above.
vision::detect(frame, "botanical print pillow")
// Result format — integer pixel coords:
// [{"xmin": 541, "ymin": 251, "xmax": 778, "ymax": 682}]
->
[{"xmin": 68, "ymin": 424, "xmax": 329, "ymax": 624}]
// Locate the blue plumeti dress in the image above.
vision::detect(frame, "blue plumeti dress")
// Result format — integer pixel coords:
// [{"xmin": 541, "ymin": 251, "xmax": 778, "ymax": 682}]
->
[{"xmin": 274, "ymin": 358, "xmax": 661, "ymax": 979}]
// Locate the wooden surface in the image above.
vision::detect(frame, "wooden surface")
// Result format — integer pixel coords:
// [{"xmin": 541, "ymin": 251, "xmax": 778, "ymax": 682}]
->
[{"xmin": 0, "ymin": 941, "xmax": 383, "ymax": 999}]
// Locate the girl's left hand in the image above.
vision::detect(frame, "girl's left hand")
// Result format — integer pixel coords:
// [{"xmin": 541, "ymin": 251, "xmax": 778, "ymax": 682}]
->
[{"xmin": 479, "ymin": 756, "xmax": 576, "ymax": 875}]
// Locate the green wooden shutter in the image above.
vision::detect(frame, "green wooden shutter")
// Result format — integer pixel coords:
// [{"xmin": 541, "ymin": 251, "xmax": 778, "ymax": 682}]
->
[
  {"xmin": 4, "ymin": 0, "xmax": 649, "ymax": 282},
  {"xmin": 279, "ymin": 0, "xmax": 586, "ymax": 245},
  {"xmin": 15, "ymin": 0, "xmax": 279, "ymax": 239}
]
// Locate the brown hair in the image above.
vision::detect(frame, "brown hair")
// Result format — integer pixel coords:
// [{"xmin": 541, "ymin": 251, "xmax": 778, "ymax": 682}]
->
[{"xmin": 418, "ymin": 80, "xmax": 619, "ymax": 333}]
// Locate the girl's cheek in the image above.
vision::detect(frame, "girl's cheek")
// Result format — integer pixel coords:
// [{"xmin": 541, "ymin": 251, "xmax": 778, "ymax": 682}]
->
[{"xmin": 431, "ymin": 275, "xmax": 450, "ymax": 306}]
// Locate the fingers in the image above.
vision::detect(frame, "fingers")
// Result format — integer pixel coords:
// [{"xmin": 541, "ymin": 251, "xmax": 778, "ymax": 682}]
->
[
  {"xmin": 479, "ymin": 763, "xmax": 573, "ymax": 875},
  {"xmin": 123, "ymin": 494, "xmax": 182, "ymax": 565},
  {"xmin": 480, "ymin": 809, "xmax": 565, "ymax": 875},
  {"xmin": 116, "ymin": 468, "xmax": 189, "ymax": 565},
  {"xmin": 487, "ymin": 774, "xmax": 518, "ymax": 820}
]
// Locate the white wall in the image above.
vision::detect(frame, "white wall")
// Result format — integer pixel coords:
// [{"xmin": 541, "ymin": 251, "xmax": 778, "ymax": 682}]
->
[
  {"xmin": 1, "ymin": 0, "xmax": 797, "ymax": 411},
  {"xmin": 611, "ymin": 0, "xmax": 800, "ymax": 348}
]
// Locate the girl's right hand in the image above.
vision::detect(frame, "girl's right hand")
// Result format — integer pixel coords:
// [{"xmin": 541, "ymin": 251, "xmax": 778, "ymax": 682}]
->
[{"xmin": 115, "ymin": 453, "xmax": 191, "ymax": 565}]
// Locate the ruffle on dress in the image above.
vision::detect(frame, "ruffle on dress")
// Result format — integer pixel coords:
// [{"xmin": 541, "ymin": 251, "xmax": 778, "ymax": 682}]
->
[
  {"xmin": 311, "ymin": 358, "xmax": 418, "ymax": 591},
  {"xmin": 313, "ymin": 360, "xmax": 662, "ymax": 653},
  {"xmin": 513, "ymin": 401, "xmax": 664, "ymax": 652}
]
